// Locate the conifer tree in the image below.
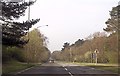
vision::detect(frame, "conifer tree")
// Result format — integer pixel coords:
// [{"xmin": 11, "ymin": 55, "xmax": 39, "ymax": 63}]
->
[
  {"xmin": 103, "ymin": 5, "xmax": 120, "ymax": 33},
  {"xmin": 0, "ymin": 0, "xmax": 40, "ymax": 46}
]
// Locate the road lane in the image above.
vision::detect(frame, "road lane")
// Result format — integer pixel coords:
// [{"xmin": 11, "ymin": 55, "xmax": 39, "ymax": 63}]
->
[
  {"xmin": 20, "ymin": 66, "xmax": 68, "ymax": 74},
  {"xmin": 5, "ymin": 62, "xmax": 118, "ymax": 76},
  {"xmin": 13, "ymin": 62, "xmax": 70, "ymax": 76},
  {"xmin": 58, "ymin": 62, "xmax": 118, "ymax": 76},
  {"xmin": 65, "ymin": 66, "xmax": 114, "ymax": 74}
]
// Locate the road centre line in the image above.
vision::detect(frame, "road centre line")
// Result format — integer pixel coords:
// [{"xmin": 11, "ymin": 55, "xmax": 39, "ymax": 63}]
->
[
  {"xmin": 64, "ymin": 68, "xmax": 68, "ymax": 71},
  {"xmin": 68, "ymin": 72, "xmax": 73, "ymax": 76},
  {"xmin": 62, "ymin": 66, "xmax": 73, "ymax": 76},
  {"xmin": 91, "ymin": 68, "xmax": 95, "ymax": 69}
]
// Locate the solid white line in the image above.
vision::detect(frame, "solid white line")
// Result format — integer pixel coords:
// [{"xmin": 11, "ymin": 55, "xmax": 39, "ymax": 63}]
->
[{"xmin": 16, "ymin": 66, "xmax": 34, "ymax": 74}]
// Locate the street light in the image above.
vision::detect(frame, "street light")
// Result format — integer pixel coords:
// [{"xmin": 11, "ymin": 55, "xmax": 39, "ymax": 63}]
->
[
  {"xmin": 26, "ymin": 0, "xmax": 48, "ymax": 63},
  {"xmin": 36, "ymin": 25, "xmax": 48, "ymax": 29},
  {"xmin": 69, "ymin": 47, "xmax": 72, "ymax": 62}
]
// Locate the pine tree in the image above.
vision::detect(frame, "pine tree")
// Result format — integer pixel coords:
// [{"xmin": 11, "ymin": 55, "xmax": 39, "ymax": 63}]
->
[
  {"xmin": 0, "ymin": 1, "xmax": 40, "ymax": 46},
  {"xmin": 103, "ymin": 5, "xmax": 120, "ymax": 33}
]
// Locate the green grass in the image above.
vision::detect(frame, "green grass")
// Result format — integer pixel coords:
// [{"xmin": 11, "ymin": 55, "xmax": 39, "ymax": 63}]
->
[
  {"xmin": 2, "ymin": 60, "xmax": 35, "ymax": 74},
  {"xmin": 58, "ymin": 61, "xmax": 119, "ymax": 73},
  {"xmin": 75, "ymin": 62, "xmax": 119, "ymax": 73},
  {"xmin": 92, "ymin": 66, "xmax": 119, "ymax": 73}
]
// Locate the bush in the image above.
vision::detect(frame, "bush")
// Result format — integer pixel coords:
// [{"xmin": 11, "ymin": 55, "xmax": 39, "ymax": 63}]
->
[
  {"xmin": 105, "ymin": 51, "xmax": 118, "ymax": 63},
  {"xmin": 2, "ymin": 45, "xmax": 25, "ymax": 63}
]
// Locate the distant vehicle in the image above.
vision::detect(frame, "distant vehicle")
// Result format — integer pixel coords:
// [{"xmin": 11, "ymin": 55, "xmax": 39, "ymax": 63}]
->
[{"xmin": 49, "ymin": 59, "xmax": 54, "ymax": 63}]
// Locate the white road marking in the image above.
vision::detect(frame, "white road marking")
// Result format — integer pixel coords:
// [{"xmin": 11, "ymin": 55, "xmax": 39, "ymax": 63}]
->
[
  {"xmin": 62, "ymin": 66, "xmax": 74, "ymax": 76},
  {"xmin": 16, "ymin": 66, "xmax": 34, "ymax": 74},
  {"xmin": 64, "ymin": 68, "xmax": 68, "ymax": 71},
  {"xmin": 68, "ymin": 72, "xmax": 73, "ymax": 76},
  {"xmin": 91, "ymin": 68, "xmax": 95, "ymax": 69}
]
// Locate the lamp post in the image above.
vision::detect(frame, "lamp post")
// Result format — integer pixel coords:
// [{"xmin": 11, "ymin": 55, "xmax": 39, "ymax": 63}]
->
[
  {"xmin": 36, "ymin": 25, "xmax": 48, "ymax": 29},
  {"xmin": 26, "ymin": 0, "xmax": 48, "ymax": 63},
  {"xmin": 26, "ymin": 0, "xmax": 30, "ymax": 64},
  {"xmin": 69, "ymin": 47, "xmax": 72, "ymax": 62}
]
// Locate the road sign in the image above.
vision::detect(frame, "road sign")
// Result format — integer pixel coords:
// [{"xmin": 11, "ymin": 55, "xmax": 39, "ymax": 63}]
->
[
  {"xmin": 94, "ymin": 49, "xmax": 99, "ymax": 64},
  {"xmin": 94, "ymin": 49, "xmax": 99, "ymax": 53},
  {"xmin": 92, "ymin": 53, "xmax": 96, "ymax": 59}
]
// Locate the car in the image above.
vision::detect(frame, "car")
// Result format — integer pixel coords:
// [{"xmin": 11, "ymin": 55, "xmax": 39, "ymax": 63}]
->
[{"xmin": 49, "ymin": 59, "xmax": 54, "ymax": 63}]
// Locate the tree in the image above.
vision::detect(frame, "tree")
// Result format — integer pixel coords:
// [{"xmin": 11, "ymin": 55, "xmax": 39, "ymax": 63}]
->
[
  {"xmin": 84, "ymin": 51, "xmax": 92, "ymax": 63},
  {"xmin": 74, "ymin": 39, "xmax": 84, "ymax": 47},
  {"xmin": 23, "ymin": 29, "xmax": 50, "ymax": 63},
  {"xmin": 103, "ymin": 5, "xmax": 119, "ymax": 63},
  {"xmin": 103, "ymin": 5, "xmax": 120, "ymax": 33},
  {"xmin": 52, "ymin": 51, "xmax": 62, "ymax": 60},
  {"xmin": 1, "ymin": 1, "xmax": 40, "ymax": 46},
  {"xmin": 61, "ymin": 42, "xmax": 70, "ymax": 51}
]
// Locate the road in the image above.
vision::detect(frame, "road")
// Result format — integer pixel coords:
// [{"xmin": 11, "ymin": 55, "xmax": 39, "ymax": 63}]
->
[{"xmin": 8, "ymin": 62, "xmax": 119, "ymax": 76}]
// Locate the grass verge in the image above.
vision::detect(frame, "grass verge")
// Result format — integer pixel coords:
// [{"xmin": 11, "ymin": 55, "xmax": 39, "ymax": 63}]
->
[
  {"xmin": 57, "ymin": 61, "xmax": 119, "ymax": 73},
  {"xmin": 91, "ymin": 66, "xmax": 119, "ymax": 73},
  {"xmin": 2, "ymin": 60, "xmax": 35, "ymax": 74},
  {"xmin": 76, "ymin": 62, "xmax": 119, "ymax": 73}
]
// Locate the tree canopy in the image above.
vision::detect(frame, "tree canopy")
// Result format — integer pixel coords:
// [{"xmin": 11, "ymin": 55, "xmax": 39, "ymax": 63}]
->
[
  {"xmin": 23, "ymin": 29, "xmax": 50, "ymax": 63},
  {"xmin": 1, "ymin": 1, "xmax": 40, "ymax": 46},
  {"xmin": 103, "ymin": 5, "xmax": 120, "ymax": 33}
]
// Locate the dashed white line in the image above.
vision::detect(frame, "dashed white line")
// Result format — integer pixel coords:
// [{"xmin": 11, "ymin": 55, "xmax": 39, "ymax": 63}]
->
[
  {"xmin": 68, "ymin": 72, "xmax": 73, "ymax": 76},
  {"xmin": 91, "ymin": 68, "xmax": 95, "ymax": 69},
  {"xmin": 64, "ymin": 68, "xmax": 68, "ymax": 71},
  {"xmin": 62, "ymin": 66, "xmax": 73, "ymax": 76}
]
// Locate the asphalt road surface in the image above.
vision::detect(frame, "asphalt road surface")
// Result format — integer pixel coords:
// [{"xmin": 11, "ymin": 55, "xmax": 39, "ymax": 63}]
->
[{"xmin": 4, "ymin": 62, "xmax": 119, "ymax": 76}]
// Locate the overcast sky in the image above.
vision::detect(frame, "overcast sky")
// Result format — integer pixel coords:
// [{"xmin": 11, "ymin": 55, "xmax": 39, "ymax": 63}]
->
[{"xmin": 23, "ymin": 0, "xmax": 119, "ymax": 52}]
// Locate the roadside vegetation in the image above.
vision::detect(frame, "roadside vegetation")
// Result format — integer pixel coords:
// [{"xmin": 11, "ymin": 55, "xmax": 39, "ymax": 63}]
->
[
  {"xmin": 58, "ymin": 61, "xmax": 119, "ymax": 73},
  {"xmin": 2, "ymin": 29, "xmax": 50, "ymax": 74},
  {"xmin": 77, "ymin": 63, "xmax": 119, "ymax": 73},
  {"xmin": 1, "ymin": 0, "xmax": 119, "ymax": 74},
  {"xmin": 1, "ymin": 1, "xmax": 50, "ymax": 74},
  {"xmin": 2, "ymin": 60, "xmax": 34, "ymax": 74},
  {"xmin": 52, "ymin": 4, "xmax": 119, "ymax": 73}
]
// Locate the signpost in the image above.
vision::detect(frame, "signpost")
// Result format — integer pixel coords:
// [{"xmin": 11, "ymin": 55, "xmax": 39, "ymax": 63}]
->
[{"xmin": 94, "ymin": 49, "xmax": 99, "ymax": 65}]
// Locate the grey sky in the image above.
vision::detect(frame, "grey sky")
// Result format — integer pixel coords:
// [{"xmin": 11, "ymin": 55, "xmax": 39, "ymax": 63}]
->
[{"xmin": 23, "ymin": 0, "xmax": 119, "ymax": 52}]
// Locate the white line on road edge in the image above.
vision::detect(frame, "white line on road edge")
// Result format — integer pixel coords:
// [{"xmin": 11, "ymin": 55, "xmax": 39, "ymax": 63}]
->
[{"xmin": 16, "ymin": 66, "xmax": 34, "ymax": 74}]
